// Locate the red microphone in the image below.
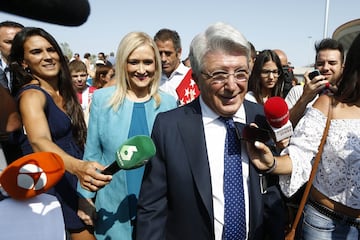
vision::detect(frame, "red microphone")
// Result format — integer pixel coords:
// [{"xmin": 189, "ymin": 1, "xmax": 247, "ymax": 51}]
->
[
  {"xmin": 264, "ymin": 97, "xmax": 293, "ymax": 141},
  {"xmin": 0, "ymin": 152, "xmax": 65, "ymax": 200}
]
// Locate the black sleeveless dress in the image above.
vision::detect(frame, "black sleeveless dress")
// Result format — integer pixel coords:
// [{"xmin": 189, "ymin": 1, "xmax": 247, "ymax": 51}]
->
[{"xmin": 13, "ymin": 85, "xmax": 86, "ymax": 231}]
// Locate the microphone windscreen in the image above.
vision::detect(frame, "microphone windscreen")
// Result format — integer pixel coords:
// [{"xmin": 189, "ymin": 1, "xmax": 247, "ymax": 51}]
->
[
  {"xmin": 0, "ymin": 152, "xmax": 65, "ymax": 200},
  {"xmin": 264, "ymin": 97, "xmax": 289, "ymax": 128},
  {"xmin": 114, "ymin": 135, "xmax": 156, "ymax": 170},
  {"xmin": 0, "ymin": 0, "xmax": 90, "ymax": 26}
]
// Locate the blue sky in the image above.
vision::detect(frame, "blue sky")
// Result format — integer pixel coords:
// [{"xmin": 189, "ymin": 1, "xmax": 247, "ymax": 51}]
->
[{"xmin": 1, "ymin": 0, "xmax": 359, "ymax": 67}]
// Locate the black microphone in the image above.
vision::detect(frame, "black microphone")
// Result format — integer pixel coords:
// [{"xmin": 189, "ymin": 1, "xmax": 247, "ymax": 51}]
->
[
  {"xmin": 238, "ymin": 123, "xmax": 271, "ymax": 143},
  {"xmin": 0, "ymin": 0, "xmax": 90, "ymax": 26}
]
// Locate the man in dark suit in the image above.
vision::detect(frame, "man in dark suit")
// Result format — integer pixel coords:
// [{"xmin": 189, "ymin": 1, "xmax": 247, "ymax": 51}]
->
[
  {"xmin": 136, "ymin": 22, "xmax": 278, "ymax": 240},
  {"xmin": 0, "ymin": 21, "xmax": 23, "ymax": 164}
]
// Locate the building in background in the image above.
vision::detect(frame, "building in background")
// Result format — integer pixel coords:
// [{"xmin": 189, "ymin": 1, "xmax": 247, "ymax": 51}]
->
[
  {"xmin": 293, "ymin": 18, "xmax": 360, "ymax": 85},
  {"xmin": 333, "ymin": 18, "xmax": 360, "ymax": 55}
]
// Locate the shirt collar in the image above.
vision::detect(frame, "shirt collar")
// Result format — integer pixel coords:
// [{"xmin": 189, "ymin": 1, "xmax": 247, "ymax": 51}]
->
[
  {"xmin": 199, "ymin": 96, "xmax": 246, "ymax": 125},
  {"xmin": 0, "ymin": 56, "xmax": 8, "ymax": 69},
  {"xmin": 164, "ymin": 62, "xmax": 190, "ymax": 79}
]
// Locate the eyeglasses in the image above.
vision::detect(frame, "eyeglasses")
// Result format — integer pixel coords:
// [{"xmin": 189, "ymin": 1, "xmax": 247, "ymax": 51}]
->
[
  {"xmin": 261, "ymin": 69, "xmax": 280, "ymax": 77},
  {"xmin": 201, "ymin": 69, "xmax": 249, "ymax": 84}
]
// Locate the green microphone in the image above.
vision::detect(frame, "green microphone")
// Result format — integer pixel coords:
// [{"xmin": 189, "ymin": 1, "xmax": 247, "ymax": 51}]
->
[{"xmin": 101, "ymin": 135, "xmax": 156, "ymax": 175}]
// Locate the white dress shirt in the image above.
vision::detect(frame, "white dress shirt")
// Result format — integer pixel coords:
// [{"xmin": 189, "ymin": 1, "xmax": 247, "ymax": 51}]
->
[
  {"xmin": 199, "ymin": 97, "xmax": 250, "ymax": 240},
  {"xmin": 159, "ymin": 62, "xmax": 191, "ymax": 100},
  {"xmin": 285, "ymin": 85, "xmax": 317, "ymax": 109}
]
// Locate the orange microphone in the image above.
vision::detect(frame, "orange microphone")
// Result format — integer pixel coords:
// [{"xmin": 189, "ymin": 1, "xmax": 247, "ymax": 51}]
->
[{"xmin": 0, "ymin": 152, "xmax": 65, "ymax": 200}]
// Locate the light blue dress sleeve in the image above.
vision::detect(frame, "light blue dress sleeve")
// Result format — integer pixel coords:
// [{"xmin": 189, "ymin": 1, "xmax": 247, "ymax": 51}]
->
[{"xmin": 77, "ymin": 88, "xmax": 103, "ymax": 199}]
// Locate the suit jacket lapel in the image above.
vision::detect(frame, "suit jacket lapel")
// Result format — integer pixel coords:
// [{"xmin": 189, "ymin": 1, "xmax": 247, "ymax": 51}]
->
[
  {"xmin": 177, "ymin": 99, "xmax": 214, "ymax": 222},
  {"xmin": 177, "ymin": 99, "xmax": 265, "ymax": 237},
  {"xmin": 243, "ymin": 100, "xmax": 265, "ymax": 238}
]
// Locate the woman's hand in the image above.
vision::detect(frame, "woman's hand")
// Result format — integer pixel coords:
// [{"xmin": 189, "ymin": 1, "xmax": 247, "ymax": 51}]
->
[
  {"xmin": 78, "ymin": 198, "xmax": 96, "ymax": 226},
  {"xmin": 75, "ymin": 160, "xmax": 112, "ymax": 192},
  {"xmin": 247, "ymin": 140, "xmax": 293, "ymax": 175},
  {"xmin": 275, "ymin": 137, "xmax": 290, "ymax": 149},
  {"xmin": 246, "ymin": 141, "xmax": 275, "ymax": 172}
]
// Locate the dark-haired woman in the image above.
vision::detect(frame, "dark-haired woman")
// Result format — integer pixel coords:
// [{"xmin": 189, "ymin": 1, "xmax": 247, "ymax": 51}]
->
[{"xmin": 9, "ymin": 27, "xmax": 111, "ymax": 240}]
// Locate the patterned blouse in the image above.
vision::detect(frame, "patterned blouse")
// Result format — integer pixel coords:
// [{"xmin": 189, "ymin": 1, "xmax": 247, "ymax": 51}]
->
[{"xmin": 279, "ymin": 106, "xmax": 360, "ymax": 209}]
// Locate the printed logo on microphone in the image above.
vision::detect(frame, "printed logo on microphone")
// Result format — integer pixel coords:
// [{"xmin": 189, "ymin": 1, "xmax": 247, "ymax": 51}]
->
[
  {"xmin": 17, "ymin": 164, "xmax": 47, "ymax": 190},
  {"xmin": 0, "ymin": 152, "xmax": 65, "ymax": 200},
  {"xmin": 269, "ymin": 111, "xmax": 289, "ymax": 124},
  {"xmin": 117, "ymin": 145, "xmax": 138, "ymax": 167}
]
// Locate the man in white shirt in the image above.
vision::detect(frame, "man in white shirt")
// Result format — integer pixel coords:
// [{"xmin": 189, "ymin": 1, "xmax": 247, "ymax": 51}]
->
[
  {"xmin": 285, "ymin": 38, "xmax": 344, "ymax": 127},
  {"xmin": 137, "ymin": 22, "xmax": 279, "ymax": 240},
  {"xmin": 154, "ymin": 28, "xmax": 200, "ymax": 105}
]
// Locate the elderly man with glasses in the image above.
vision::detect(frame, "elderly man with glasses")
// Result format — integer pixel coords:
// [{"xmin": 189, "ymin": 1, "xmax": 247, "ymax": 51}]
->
[{"xmin": 136, "ymin": 22, "xmax": 283, "ymax": 240}]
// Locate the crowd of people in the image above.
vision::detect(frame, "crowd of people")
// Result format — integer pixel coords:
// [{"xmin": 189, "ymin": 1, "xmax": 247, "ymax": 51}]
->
[{"xmin": 0, "ymin": 17, "xmax": 359, "ymax": 240}]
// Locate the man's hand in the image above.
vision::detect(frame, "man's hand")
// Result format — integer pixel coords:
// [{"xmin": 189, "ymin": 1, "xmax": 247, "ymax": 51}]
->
[{"xmin": 303, "ymin": 71, "xmax": 329, "ymax": 103}]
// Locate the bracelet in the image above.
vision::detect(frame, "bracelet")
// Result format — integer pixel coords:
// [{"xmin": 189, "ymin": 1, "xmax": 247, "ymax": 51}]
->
[{"xmin": 265, "ymin": 157, "xmax": 277, "ymax": 174}]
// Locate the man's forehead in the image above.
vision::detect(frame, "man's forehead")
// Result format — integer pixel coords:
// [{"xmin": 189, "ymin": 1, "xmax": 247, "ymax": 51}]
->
[
  {"xmin": 317, "ymin": 49, "xmax": 341, "ymax": 58},
  {"xmin": 203, "ymin": 52, "xmax": 248, "ymax": 66},
  {"xmin": 0, "ymin": 26, "xmax": 22, "ymax": 33}
]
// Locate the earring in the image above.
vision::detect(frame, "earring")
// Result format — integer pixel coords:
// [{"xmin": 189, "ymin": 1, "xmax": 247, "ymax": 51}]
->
[{"xmin": 24, "ymin": 67, "xmax": 31, "ymax": 73}]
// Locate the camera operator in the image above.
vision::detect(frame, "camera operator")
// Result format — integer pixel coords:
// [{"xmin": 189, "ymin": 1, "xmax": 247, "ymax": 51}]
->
[{"xmin": 273, "ymin": 49, "xmax": 295, "ymax": 98}]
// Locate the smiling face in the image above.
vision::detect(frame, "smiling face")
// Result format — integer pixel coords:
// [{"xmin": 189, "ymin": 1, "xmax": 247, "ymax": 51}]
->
[
  {"xmin": 127, "ymin": 44, "xmax": 156, "ymax": 96},
  {"xmin": 196, "ymin": 50, "xmax": 249, "ymax": 117},
  {"xmin": 315, "ymin": 49, "xmax": 344, "ymax": 84},
  {"xmin": 21, "ymin": 35, "xmax": 60, "ymax": 81}
]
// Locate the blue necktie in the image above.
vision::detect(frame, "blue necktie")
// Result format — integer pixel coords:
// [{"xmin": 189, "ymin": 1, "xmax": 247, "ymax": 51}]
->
[{"xmin": 220, "ymin": 117, "xmax": 246, "ymax": 240}]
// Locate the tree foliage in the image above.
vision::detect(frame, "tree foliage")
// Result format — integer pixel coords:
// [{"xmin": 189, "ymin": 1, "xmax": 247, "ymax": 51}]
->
[{"xmin": 60, "ymin": 42, "xmax": 73, "ymax": 61}]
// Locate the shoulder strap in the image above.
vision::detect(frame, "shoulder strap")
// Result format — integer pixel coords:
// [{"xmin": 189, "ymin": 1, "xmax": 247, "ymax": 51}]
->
[{"xmin": 286, "ymin": 96, "xmax": 333, "ymax": 238}]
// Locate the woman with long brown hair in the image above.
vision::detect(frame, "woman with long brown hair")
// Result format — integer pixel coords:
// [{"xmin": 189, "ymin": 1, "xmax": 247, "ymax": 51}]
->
[{"xmin": 9, "ymin": 27, "xmax": 111, "ymax": 240}]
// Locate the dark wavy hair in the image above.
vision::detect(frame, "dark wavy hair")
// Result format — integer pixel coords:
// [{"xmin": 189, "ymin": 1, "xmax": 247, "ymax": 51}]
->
[
  {"xmin": 334, "ymin": 33, "xmax": 360, "ymax": 103},
  {"xmin": 248, "ymin": 49, "xmax": 285, "ymax": 104},
  {"xmin": 9, "ymin": 27, "xmax": 87, "ymax": 148},
  {"xmin": 315, "ymin": 38, "xmax": 345, "ymax": 65}
]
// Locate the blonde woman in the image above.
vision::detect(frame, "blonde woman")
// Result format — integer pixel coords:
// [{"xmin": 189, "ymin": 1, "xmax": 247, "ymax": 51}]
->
[{"xmin": 77, "ymin": 32, "xmax": 177, "ymax": 240}]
